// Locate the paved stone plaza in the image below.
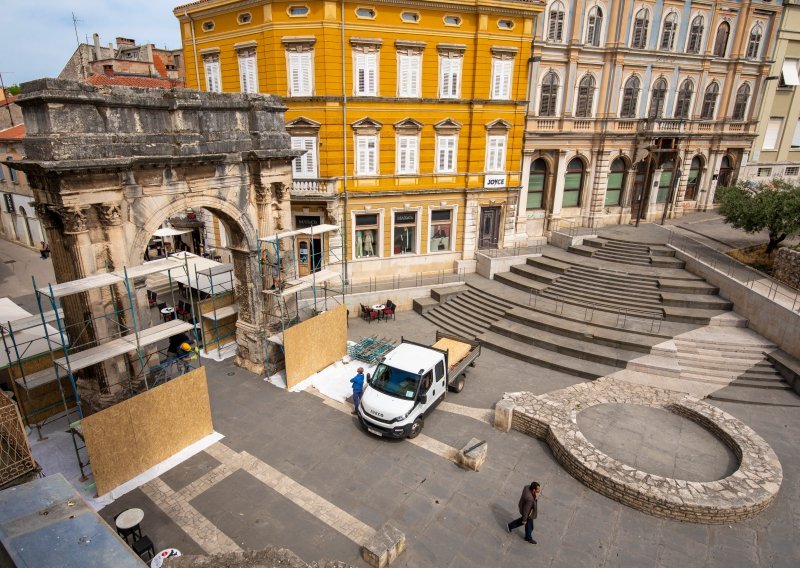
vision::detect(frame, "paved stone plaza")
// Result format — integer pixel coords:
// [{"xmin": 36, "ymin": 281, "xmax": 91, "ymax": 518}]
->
[{"xmin": 3, "ymin": 215, "xmax": 800, "ymax": 567}]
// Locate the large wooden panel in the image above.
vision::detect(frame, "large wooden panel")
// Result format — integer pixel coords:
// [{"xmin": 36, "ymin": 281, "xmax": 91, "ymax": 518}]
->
[
  {"xmin": 284, "ymin": 304, "xmax": 347, "ymax": 389},
  {"xmin": 81, "ymin": 367, "xmax": 213, "ymax": 496}
]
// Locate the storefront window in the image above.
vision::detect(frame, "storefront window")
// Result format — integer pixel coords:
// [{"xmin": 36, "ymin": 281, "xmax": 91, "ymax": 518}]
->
[
  {"xmin": 527, "ymin": 158, "xmax": 546, "ymax": 209},
  {"xmin": 393, "ymin": 211, "xmax": 416, "ymax": 254},
  {"xmin": 355, "ymin": 214, "xmax": 378, "ymax": 258},
  {"xmin": 605, "ymin": 158, "xmax": 626, "ymax": 206},
  {"xmin": 563, "ymin": 158, "xmax": 584, "ymax": 207},
  {"xmin": 429, "ymin": 209, "xmax": 452, "ymax": 252}
]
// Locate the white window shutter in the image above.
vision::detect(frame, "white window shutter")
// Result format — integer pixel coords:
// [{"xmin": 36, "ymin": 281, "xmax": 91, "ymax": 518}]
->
[
  {"xmin": 763, "ymin": 119, "xmax": 782, "ymax": 150},
  {"xmin": 301, "ymin": 52, "xmax": 312, "ymax": 95},
  {"xmin": 792, "ymin": 120, "xmax": 800, "ymax": 147},
  {"xmin": 451, "ymin": 58, "xmax": 461, "ymax": 97},
  {"xmin": 440, "ymin": 57, "xmax": 450, "ymax": 97},
  {"xmin": 367, "ymin": 53, "xmax": 377, "ymax": 95},
  {"xmin": 355, "ymin": 53, "xmax": 365, "ymax": 94},
  {"xmin": 410, "ymin": 55, "xmax": 419, "ymax": 96}
]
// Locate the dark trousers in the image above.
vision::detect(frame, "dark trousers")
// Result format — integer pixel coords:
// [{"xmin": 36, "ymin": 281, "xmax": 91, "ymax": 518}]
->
[
  {"xmin": 353, "ymin": 390, "xmax": 362, "ymax": 411},
  {"xmin": 508, "ymin": 516, "xmax": 534, "ymax": 540}
]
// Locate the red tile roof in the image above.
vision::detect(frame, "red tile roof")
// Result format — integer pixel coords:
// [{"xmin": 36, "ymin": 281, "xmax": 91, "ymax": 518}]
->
[
  {"xmin": 0, "ymin": 124, "xmax": 25, "ymax": 140},
  {"xmin": 85, "ymin": 75, "xmax": 184, "ymax": 89},
  {"xmin": 152, "ymin": 54, "xmax": 169, "ymax": 78},
  {"xmin": 0, "ymin": 94, "xmax": 19, "ymax": 108}
]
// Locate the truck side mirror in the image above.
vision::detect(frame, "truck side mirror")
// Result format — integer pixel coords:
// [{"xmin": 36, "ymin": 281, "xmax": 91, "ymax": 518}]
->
[{"xmin": 419, "ymin": 393, "xmax": 428, "ymax": 405}]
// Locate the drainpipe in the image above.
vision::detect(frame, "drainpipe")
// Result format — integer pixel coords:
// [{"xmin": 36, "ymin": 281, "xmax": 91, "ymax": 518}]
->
[
  {"xmin": 341, "ymin": 0, "xmax": 349, "ymax": 285},
  {"xmin": 185, "ymin": 11, "xmax": 201, "ymax": 90}
]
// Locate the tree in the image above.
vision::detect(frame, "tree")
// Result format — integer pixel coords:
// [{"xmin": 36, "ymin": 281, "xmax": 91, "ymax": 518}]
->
[
  {"xmin": 717, "ymin": 179, "xmax": 800, "ymax": 254},
  {"xmin": 6, "ymin": 85, "xmax": 20, "ymax": 96}
]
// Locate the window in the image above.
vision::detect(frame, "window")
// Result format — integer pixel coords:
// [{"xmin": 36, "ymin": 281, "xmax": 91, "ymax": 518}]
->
[
  {"xmin": 548, "ymin": 2, "xmax": 565, "ymax": 42},
  {"xmin": 732, "ymin": 83, "xmax": 750, "ymax": 121},
  {"xmin": 763, "ymin": 118, "xmax": 782, "ymax": 150},
  {"xmin": 539, "ymin": 72, "xmax": 559, "ymax": 116},
  {"xmin": 674, "ymin": 80, "xmax": 694, "ymax": 119},
  {"xmin": 238, "ymin": 49, "xmax": 258, "ymax": 94},
  {"xmin": 485, "ymin": 135, "xmax": 507, "ymax": 172},
  {"xmin": 430, "ymin": 209, "xmax": 453, "ymax": 252},
  {"xmin": 398, "ymin": 53, "xmax": 420, "ymax": 97},
  {"xmin": 439, "ymin": 55, "xmax": 462, "ymax": 98},
  {"xmin": 713, "ymin": 22, "xmax": 730, "ymax": 57},
  {"xmin": 288, "ymin": 51, "xmax": 314, "ymax": 96},
  {"xmin": 291, "ymin": 137, "xmax": 317, "ymax": 178},
  {"xmin": 498, "ymin": 19, "xmax": 514, "ymax": 30},
  {"xmin": 648, "ymin": 78, "xmax": 668, "ymax": 119},
  {"xmin": 563, "ymin": 158, "xmax": 584, "ymax": 207},
  {"xmin": 632, "ymin": 9, "xmax": 649, "ymax": 49},
  {"xmin": 792, "ymin": 120, "xmax": 800, "ymax": 148},
  {"xmin": 444, "ymin": 15, "xmax": 461, "ymax": 26},
  {"xmin": 780, "ymin": 59, "xmax": 800, "ymax": 87},
  {"xmin": 658, "ymin": 160, "xmax": 675, "ymax": 203},
  {"xmin": 396, "ymin": 135, "xmax": 418, "ymax": 174},
  {"xmin": 436, "ymin": 135, "xmax": 457, "ymax": 173},
  {"xmin": 203, "ymin": 54, "xmax": 221, "ymax": 93},
  {"xmin": 700, "ymin": 82, "xmax": 719, "ymax": 119},
  {"xmin": 757, "ymin": 167, "xmax": 772, "ymax": 178},
  {"xmin": 685, "ymin": 156, "xmax": 702, "ymax": 200},
  {"xmin": 585, "ymin": 7, "xmax": 603, "ymax": 47},
  {"xmin": 238, "ymin": 13, "xmax": 252, "ymax": 24},
  {"xmin": 718, "ymin": 156, "xmax": 734, "ymax": 187},
  {"xmin": 0, "ymin": 165, "xmax": 5, "ymax": 182},
  {"xmin": 356, "ymin": 135, "xmax": 378, "ymax": 175},
  {"xmin": 606, "ymin": 158, "xmax": 626, "ymax": 206},
  {"xmin": 660, "ymin": 12, "xmax": 678, "ymax": 51},
  {"xmin": 5, "ymin": 158, "xmax": 16, "ymax": 183},
  {"xmin": 393, "ymin": 211, "xmax": 416, "ymax": 255},
  {"xmin": 401, "ymin": 12, "xmax": 419, "ymax": 23},
  {"xmin": 355, "ymin": 214, "xmax": 378, "ymax": 258},
  {"xmin": 491, "ymin": 58, "xmax": 513, "ymax": 100},
  {"xmin": 202, "ymin": 21, "xmax": 214, "ymax": 32},
  {"xmin": 785, "ymin": 166, "xmax": 799, "ymax": 176},
  {"xmin": 687, "ymin": 16, "xmax": 704, "ymax": 54},
  {"xmin": 356, "ymin": 7, "xmax": 376, "ymax": 19},
  {"xmin": 575, "ymin": 75, "xmax": 595, "ymax": 118},
  {"xmin": 288, "ymin": 6, "xmax": 309, "ymax": 16},
  {"xmin": 527, "ymin": 158, "xmax": 547, "ymax": 209},
  {"xmin": 354, "ymin": 52, "xmax": 378, "ymax": 96},
  {"xmin": 746, "ymin": 25, "xmax": 762, "ymax": 59},
  {"xmin": 620, "ymin": 76, "xmax": 640, "ymax": 118}
]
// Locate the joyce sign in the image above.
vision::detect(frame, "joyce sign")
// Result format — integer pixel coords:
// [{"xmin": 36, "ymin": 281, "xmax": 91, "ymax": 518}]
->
[{"xmin": 484, "ymin": 174, "xmax": 507, "ymax": 188}]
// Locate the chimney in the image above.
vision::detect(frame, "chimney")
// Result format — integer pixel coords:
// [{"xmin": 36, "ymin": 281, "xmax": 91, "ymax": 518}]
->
[
  {"xmin": 116, "ymin": 37, "xmax": 135, "ymax": 48},
  {"xmin": 103, "ymin": 65, "xmax": 115, "ymax": 76},
  {"xmin": 93, "ymin": 33, "xmax": 102, "ymax": 61}
]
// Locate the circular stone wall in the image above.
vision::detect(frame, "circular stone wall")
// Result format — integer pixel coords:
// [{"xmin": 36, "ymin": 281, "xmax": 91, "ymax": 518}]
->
[{"xmin": 577, "ymin": 403, "xmax": 738, "ymax": 482}]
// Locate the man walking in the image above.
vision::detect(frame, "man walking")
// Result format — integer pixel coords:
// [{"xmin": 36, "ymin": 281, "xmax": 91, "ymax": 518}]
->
[
  {"xmin": 350, "ymin": 367, "xmax": 365, "ymax": 415},
  {"xmin": 507, "ymin": 481, "xmax": 541, "ymax": 544}
]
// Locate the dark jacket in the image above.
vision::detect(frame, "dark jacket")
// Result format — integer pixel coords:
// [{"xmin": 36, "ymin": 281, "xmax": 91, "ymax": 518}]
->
[{"xmin": 518, "ymin": 486, "xmax": 538, "ymax": 520}]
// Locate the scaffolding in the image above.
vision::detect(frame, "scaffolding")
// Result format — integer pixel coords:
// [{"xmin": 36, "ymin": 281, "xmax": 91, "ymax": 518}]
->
[
  {"xmin": 189, "ymin": 261, "xmax": 237, "ymax": 356},
  {"xmin": 257, "ymin": 223, "xmax": 345, "ymax": 374}
]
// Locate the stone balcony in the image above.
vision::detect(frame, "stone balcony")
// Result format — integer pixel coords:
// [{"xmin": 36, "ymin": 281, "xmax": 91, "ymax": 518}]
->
[
  {"xmin": 526, "ymin": 116, "xmax": 757, "ymax": 138},
  {"xmin": 289, "ymin": 178, "xmax": 338, "ymax": 201}
]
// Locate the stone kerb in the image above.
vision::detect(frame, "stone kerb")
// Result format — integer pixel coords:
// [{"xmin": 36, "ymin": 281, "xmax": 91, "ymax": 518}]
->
[{"xmin": 496, "ymin": 378, "xmax": 782, "ymax": 523}]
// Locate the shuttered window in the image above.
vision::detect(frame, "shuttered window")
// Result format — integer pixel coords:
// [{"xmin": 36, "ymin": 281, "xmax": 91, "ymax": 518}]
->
[
  {"xmin": 354, "ymin": 52, "xmax": 378, "ymax": 96},
  {"xmin": 203, "ymin": 54, "xmax": 222, "ymax": 93},
  {"xmin": 586, "ymin": 7, "xmax": 602, "ymax": 47},
  {"xmin": 660, "ymin": 13, "xmax": 678, "ymax": 51},
  {"xmin": 356, "ymin": 135, "xmax": 378, "ymax": 175},
  {"xmin": 291, "ymin": 137, "xmax": 317, "ymax": 178},
  {"xmin": 746, "ymin": 25, "xmax": 762, "ymax": 59},
  {"xmin": 485, "ymin": 135, "xmax": 507, "ymax": 172},
  {"xmin": 539, "ymin": 72, "xmax": 559, "ymax": 117},
  {"xmin": 700, "ymin": 82, "xmax": 719, "ymax": 119},
  {"xmin": 398, "ymin": 54, "xmax": 421, "ymax": 98},
  {"xmin": 491, "ymin": 58, "xmax": 513, "ymax": 100},
  {"xmin": 620, "ymin": 76, "xmax": 640, "ymax": 118},
  {"xmin": 687, "ymin": 16, "xmax": 704, "ymax": 54},
  {"xmin": 436, "ymin": 135, "xmax": 457, "ymax": 173},
  {"xmin": 396, "ymin": 135, "xmax": 418, "ymax": 174},
  {"xmin": 763, "ymin": 118, "xmax": 782, "ymax": 150},
  {"xmin": 648, "ymin": 78, "xmax": 668, "ymax": 119},
  {"xmin": 238, "ymin": 49, "xmax": 258, "ymax": 93},
  {"xmin": 713, "ymin": 22, "xmax": 730, "ymax": 57},
  {"xmin": 674, "ymin": 80, "xmax": 694, "ymax": 119},
  {"xmin": 732, "ymin": 84, "xmax": 750, "ymax": 121},
  {"xmin": 632, "ymin": 9, "xmax": 649, "ymax": 49},
  {"xmin": 439, "ymin": 55, "xmax": 461, "ymax": 98},
  {"xmin": 575, "ymin": 75, "xmax": 595, "ymax": 117},
  {"xmin": 548, "ymin": 2, "xmax": 565, "ymax": 42},
  {"xmin": 288, "ymin": 52, "xmax": 313, "ymax": 96}
]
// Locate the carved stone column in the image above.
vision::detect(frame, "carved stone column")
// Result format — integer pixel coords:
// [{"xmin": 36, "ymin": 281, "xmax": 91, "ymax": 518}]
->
[{"xmin": 231, "ymin": 249, "xmax": 270, "ymax": 375}]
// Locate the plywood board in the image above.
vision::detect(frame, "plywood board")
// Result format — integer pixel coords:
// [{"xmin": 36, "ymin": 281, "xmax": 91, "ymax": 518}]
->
[
  {"xmin": 80, "ymin": 367, "xmax": 213, "ymax": 496},
  {"xmin": 432, "ymin": 338, "xmax": 472, "ymax": 369},
  {"xmin": 284, "ymin": 304, "xmax": 347, "ymax": 388}
]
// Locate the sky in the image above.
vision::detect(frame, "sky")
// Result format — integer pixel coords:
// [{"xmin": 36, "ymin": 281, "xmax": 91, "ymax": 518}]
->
[{"xmin": 0, "ymin": 0, "xmax": 184, "ymax": 86}]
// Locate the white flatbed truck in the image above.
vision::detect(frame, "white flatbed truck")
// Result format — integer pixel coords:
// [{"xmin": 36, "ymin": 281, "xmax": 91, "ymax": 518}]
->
[{"xmin": 357, "ymin": 331, "xmax": 481, "ymax": 439}]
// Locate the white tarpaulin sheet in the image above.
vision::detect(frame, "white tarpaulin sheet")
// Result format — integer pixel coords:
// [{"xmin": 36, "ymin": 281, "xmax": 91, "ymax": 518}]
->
[
  {"xmin": 0, "ymin": 298, "xmax": 60, "ymax": 369},
  {"xmin": 160, "ymin": 253, "xmax": 234, "ymax": 293}
]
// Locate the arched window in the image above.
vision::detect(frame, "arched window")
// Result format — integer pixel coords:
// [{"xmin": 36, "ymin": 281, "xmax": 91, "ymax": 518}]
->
[
  {"xmin": 746, "ymin": 25, "xmax": 762, "ymax": 59},
  {"xmin": 539, "ymin": 72, "xmax": 559, "ymax": 116},
  {"xmin": 660, "ymin": 13, "xmax": 678, "ymax": 51},
  {"xmin": 718, "ymin": 155, "xmax": 734, "ymax": 187},
  {"xmin": 548, "ymin": 2, "xmax": 565, "ymax": 42},
  {"xmin": 686, "ymin": 16, "xmax": 704, "ymax": 54},
  {"xmin": 701, "ymin": 82, "xmax": 719, "ymax": 119},
  {"xmin": 632, "ymin": 9, "xmax": 649, "ymax": 49},
  {"xmin": 527, "ymin": 158, "xmax": 547, "ymax": 210},
  {"xmin": 674, "ymin": 79, "xmax": 694, "ymax": 119},
  {"xmin": 657, "ymin": 158, "xmax": 676, "ymax": 203},
  {"xmin": 713, "ymin": 22, "xmax": 730, "ymax": 57},
  {"xmin": 563, "ymin": 158, "xmax": 584, "ymax": 207},
  {"xmin": 685, "ymin": 156, "xmax": 703, "ymax": 201},
  {"xmin": 648, "ymin": 78, "xmax": 668, "ymax": 119},
  {"xmin": 575, "ymin": 75, "xmax": 595, "ymax": 117},
  {"xmin": 586, "ymin": 7, "xmax": 603, "ymax": 47},
  {"xmin": 620, "ymin": 76, "xmax": 640, "ymax": 118},
  {"xmin": 606, "ymin": 157, "xmax": 626, "ymax": 206},
  {"xmin": 732, "ymin": 83, "xmax": 751, "ymax": 121}
]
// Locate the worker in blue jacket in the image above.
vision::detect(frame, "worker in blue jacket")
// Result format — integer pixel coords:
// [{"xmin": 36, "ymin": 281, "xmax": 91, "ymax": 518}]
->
[{"xmin": 350, "ymin": 367, "xmax": 365, "ymax": 415}]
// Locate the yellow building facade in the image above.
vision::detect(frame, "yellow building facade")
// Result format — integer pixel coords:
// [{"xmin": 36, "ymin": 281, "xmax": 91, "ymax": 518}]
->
[{"xmin": 174, "ymin": 0, "xmax": 543, "ymax": 282}]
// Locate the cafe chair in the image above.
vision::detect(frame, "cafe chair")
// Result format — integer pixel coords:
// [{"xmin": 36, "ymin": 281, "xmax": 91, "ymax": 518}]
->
[
  {"xmin": 147, "ymin": 290, "xmax": 157, "ymax": 308},
  {"xmin": 383, "ymin": 300, "xmax": 396, "ymax": 320},
  {"xmin": 176, "ymin": 300, "xmax": 191, "ymax": 321},
  {"xmin": 132, "ymin": 535, "xmax": 155, "ymax": 561}
]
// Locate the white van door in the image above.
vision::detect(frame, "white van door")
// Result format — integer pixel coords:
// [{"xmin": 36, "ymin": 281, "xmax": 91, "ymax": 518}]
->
[{"xmin": 418, "ymin": 370, "xmax": 435, "ymax": 414}]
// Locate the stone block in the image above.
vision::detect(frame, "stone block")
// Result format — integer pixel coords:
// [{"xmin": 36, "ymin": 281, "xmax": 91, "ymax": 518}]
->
[
  {"xmin": 456, "ymin": 438, "xmax": 487, "ymax": 471},
  {"xmin": 360, "ymin": 523, "xmax": 406, "ymax": 568},
  {"xmin": 413, "ymin": 297, "xmax": 439, "ymax": 315},
  {"xmin": 494, "ymin": 399, "xmax": 514, "ymax": 432}
]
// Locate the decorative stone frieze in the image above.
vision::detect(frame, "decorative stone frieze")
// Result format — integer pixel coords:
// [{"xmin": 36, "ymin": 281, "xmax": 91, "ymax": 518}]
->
[
  {"xmin": 94, "ymin": 203, "xmax": 122, "ymax": 226},
  {"xmin": 58, "ymin": 206, "xmax": 88, "ymax": 234}
]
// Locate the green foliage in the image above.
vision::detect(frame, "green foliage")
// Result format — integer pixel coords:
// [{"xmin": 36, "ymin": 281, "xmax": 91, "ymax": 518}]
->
[
  {"xmin": 6, "ymin": 85, "xmax": 20, "ymax": 96},
  {"xmin": 717, "ymin": 180, "xmax": 800, "ymax": 253}
]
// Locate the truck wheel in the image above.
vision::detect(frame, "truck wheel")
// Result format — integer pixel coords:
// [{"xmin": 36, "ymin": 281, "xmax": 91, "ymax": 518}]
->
[
  {"xmin": 449, "ymin": 376, "xmax": 465, "ymax": 393},
  {"xmin": 408, "ymin": 418, "xmax": 424, "ymax": 439}
]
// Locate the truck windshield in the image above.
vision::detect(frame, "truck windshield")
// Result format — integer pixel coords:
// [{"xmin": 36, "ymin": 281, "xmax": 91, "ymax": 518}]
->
[{"xmin": 369, "ymin": 364, "xmax": 420, "ymax": 400}]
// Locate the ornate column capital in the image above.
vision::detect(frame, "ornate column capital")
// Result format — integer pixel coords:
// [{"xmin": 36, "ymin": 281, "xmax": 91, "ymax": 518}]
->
[
  {"xmin": 57, "ymin": 206, "xmax": 89, "ymax": 234},
  {"xmin": 94, "ymin": 202, "xmax": 122, "ymax": 226},
  {"xmin": 34, "ymin": 203, "xmax": 60, "ymax": 230}
]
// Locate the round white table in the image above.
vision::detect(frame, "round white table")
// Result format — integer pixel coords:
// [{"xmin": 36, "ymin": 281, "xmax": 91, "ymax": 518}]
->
[
  {"xmin": 161, "ymin": 307, "xmax": 175, "ymax": 321},
  {"xmin": 115, "ymin": 508, "xmax": 144, "ymax": 530},
  {"xmin": 151, "ymin": 548, "xmax": 181, "ymax": 568},
  {"xmin": 372, "ymin": 304, "xmax": 385, "ymax": 311}
]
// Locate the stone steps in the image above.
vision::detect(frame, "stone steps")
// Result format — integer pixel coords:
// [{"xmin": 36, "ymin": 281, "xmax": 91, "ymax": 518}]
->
[
  {"xmin": 658, "ymin": 279, "xmax": 719, "ymax": 295},
  {"xmin": 478, "ymin": 330, "xmax": 617, "ymax": 380},
  {"xmin": 583, "ymin": 238, "xmax": 652, "ymax": 256},
  {"xmin": 662, "ymin": 307, "xmax": 735, "ymax": 325},
  {"xmin": 556, "ymin": 274, "xmax": 661, "ymax": 301},
  {"xmin": 566, "ymin": 244, "xmax": 597, "ymax": 258},
  {"xmin": 422, "ymin": 308, "xmax": 484, "ymax": 340},
  {"xmin": 660, "ymin": 292, "xmax": 733, "ymax": 311},
  {"xmin": 432, "ymin": 300, "xmax": 495, "ymax": 333},
  {"xmin": 565, "ymin": 265, "xmax": 659, "ymax": 288},
  {"xmin": 509, "ymin": 263, "xmax": 558, "ymax": 284},
  {"xmin": 651, "ymin": 256, "xmax": 686, "ymax": 269},
  {"xmin": 591, "ymin": 249, "xmax": 653, "ymax": 266},
  {"xmin": 539, "ymin": 286, "xmax": 664, "ymax": 314},
  {"xmin": 448, "ymin": 295, "xmax": 507, "ymax": 321},
  {"xmin": 494, "ymin": 271, "xmax": 548, "ymax": 294},
  {"xmin": 707, "ymin": 387, "xmax": 800, "ymax": 407},
  {"xmin": 527, "ymin": 255, "xmax": 571, "ymax": 274},
  {"xmin": 464, "ymin": 288, "xmax": 517, "ymax": 312}
]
